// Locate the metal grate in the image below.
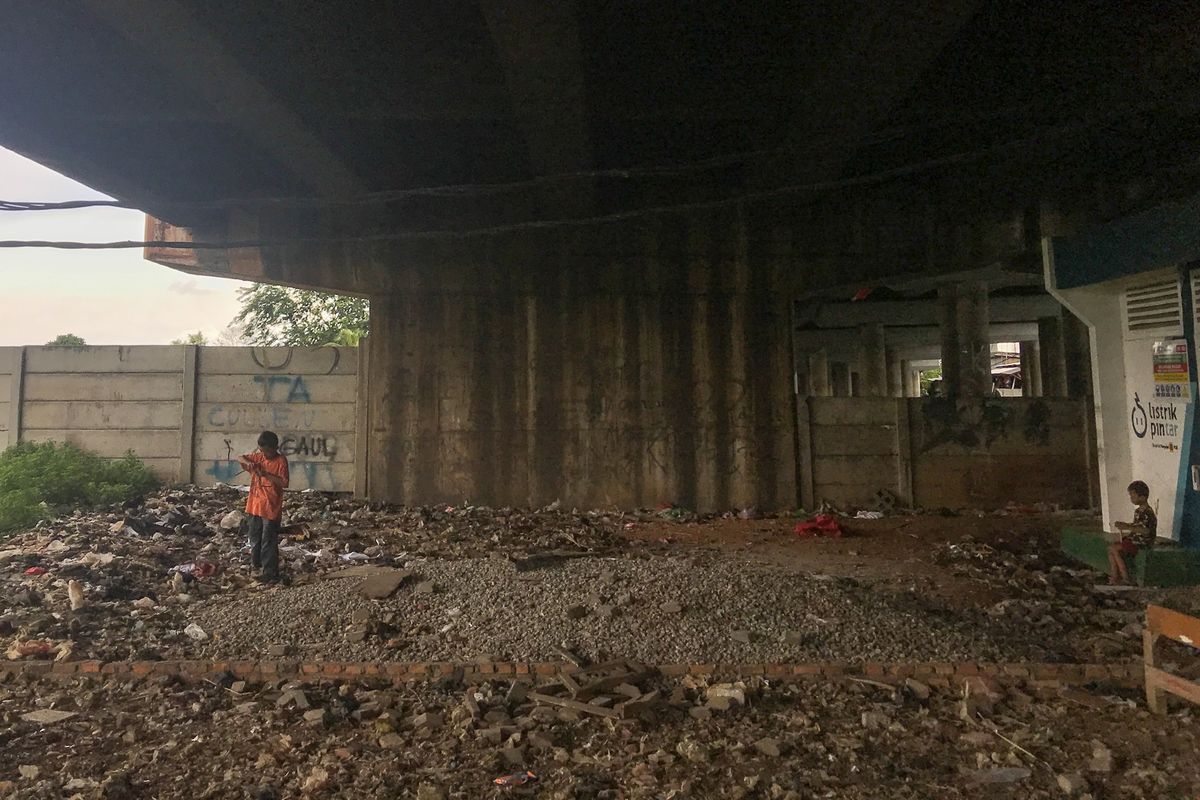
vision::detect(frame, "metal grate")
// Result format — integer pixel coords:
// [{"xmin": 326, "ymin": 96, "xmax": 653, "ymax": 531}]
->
[{"xmin": 1125, "ymin": 279, "xmax": 1182, "ymax": 333}]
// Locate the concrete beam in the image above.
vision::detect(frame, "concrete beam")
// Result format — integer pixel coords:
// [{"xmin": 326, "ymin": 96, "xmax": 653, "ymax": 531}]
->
[
  {"xmin": 793, "ymin": 322, "xmax": 1037, "ymax": 360},
  {"xmin": 800, "ymin": 295, "xmax": 1060, "ymax": 329},
  {"xmin": 481, "ymin": 0, "xmax": 591, "ymax": 178},
  {"xmin": 83, "ymin": 0, "xmax": 363, "ymax": 197},
  {"xmin": 774, "ymin": 0, "xmax": 980, "ymax": 183}
]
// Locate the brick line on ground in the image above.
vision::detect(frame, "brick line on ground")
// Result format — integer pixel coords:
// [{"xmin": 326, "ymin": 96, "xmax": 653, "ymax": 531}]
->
[{"xmin": 0, "ymin": 660, "xmax": 1146, "ymax": 687}]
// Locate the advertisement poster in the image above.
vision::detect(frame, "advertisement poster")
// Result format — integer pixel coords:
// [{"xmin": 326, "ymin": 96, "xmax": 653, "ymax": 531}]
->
[
  {"xmin": 1153, "ymin": 339, "xmax": 1190, "ymax": 399},
  {"xmin": 1127, "ymin": 339, "xmax": 1196, "ymax": 539}
]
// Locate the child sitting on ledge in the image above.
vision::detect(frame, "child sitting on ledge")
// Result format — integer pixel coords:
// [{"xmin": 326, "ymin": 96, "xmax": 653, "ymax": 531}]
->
[{"xmin": 1107, "ymin": 480, "xmax": 1157, "ymax": 585}]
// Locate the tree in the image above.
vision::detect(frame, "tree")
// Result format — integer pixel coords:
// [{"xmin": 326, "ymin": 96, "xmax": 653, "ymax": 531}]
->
[
  {"xmin": 46, "ymin": 333, "xmax": 86, "ymax": 346},
  {"xmin": 171, "ymin": 331, "xmax": 207, "ymax": 345},
  {"xmin": 232, "ymin": 284, "xmax": 368, "ymax": 346}
]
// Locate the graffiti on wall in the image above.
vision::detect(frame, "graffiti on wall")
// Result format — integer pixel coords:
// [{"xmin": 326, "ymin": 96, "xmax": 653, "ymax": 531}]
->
[{"xmin": 202, "ymin": 369, "xmax": 347, "ymax": 490}]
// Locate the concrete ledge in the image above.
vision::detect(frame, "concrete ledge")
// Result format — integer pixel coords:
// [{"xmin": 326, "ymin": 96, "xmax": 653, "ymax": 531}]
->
[
  {"xmin": 1062, "ymin": 527, "xmax": 1200, "ymax": 586},
  {"xmin": 0, "ymin": 659, "xmax": 1145, "ymax": 688}
]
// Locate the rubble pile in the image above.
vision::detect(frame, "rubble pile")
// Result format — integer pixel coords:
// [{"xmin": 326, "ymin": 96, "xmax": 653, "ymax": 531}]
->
[
  {"xmin": 0, "ymin": 485, "xmax": 1182, "ymax": 667},
  {"xmin": 2, "ymin": 672, "xmax": 1198, "ymax": 798},
  {"xmin": 192, "ymin": 555, "xmax": 1042, "ymax": 663},
  {"xmin": 0, "ymin": 487, "xmax": 635, "ymax": 663},
  {"xmin": 932, "ymin": 537, "xmax": 1153, "ymax": 661}
]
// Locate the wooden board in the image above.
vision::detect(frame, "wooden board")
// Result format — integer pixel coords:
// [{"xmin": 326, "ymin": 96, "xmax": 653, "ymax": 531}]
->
[
  {"xmin": 1145, "ymin": 665, "xmax": 1200, "ymax": 707},
  {"xmin": 198, "ymin": 346, "xmax": 357, "ymax": 376},
  {"xmin": 528, "ymin": 692, "xmax": 620, "ymax": 719},
  {"xmin": 1147, "ymin": 604, "xmax": 1200, "ymax": 647}
]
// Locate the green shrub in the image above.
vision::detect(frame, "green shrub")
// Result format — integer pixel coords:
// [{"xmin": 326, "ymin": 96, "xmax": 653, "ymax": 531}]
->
[{"xmin": 0, "ymin": 441, "xmax": 159, "ymax": 532}]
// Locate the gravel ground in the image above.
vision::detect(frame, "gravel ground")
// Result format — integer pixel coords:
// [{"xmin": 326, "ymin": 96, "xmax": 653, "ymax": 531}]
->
[
  {"xmin": 3, "ymin": 672, "xmax": 1198, "ymax": 799},
  {"xmin": 191, "ymin": 555, "xmax": 1041, "ymax": 663}
]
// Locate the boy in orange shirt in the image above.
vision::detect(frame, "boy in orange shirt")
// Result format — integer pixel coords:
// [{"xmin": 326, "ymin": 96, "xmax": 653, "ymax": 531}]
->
[{"xmin": 238, "ymin": 431, "xmax": 290, "ymax": 584}]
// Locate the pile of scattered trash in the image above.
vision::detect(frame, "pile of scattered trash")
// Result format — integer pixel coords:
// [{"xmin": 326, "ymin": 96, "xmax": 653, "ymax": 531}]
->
[{"xmin": 0, "ymin": 486, "xmax": 640, "ymax": 663}]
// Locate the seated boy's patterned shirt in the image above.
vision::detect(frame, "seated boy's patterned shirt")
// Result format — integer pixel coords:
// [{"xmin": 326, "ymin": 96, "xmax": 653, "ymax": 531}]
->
[{"xmin": 1130, "ymin": 506, "xmax": 1157, "ymax": 548}]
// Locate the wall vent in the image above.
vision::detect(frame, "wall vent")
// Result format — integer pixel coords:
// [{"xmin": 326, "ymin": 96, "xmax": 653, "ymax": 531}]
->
[
  {"xmin": 1124, "ymin": 279, "xmax": 1182, "ymax": 334},
  {"xmin": 1192, "ymin": 270, "xmax": 1200, "ymax": 331}
]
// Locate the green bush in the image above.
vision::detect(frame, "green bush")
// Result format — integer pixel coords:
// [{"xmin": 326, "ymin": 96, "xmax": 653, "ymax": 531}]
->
[{"xmin": 0, "ymin": 441, "xmax": 159, "ymax": 532}]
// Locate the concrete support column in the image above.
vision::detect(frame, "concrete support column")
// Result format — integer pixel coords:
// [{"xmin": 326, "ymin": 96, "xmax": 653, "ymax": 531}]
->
[
  {"xmin": 830, "ymin": 362, "xmax": 852, "ymax": 397},
  {"xmin": 1062, "ymin": 312, "xmax": 1093, "ymax": 398},
  {"xmin": 363, "ymin": 215, "xmax": 798, "ymax": 512},
  {"xmin": 886, "ymin": 349, "xmax": 903, "ymax": 397},
  {"xmin": 938, "ymin": 282, "xmax": 991, "ymax": 397},
  {"xmin": 1039, "ymin": 315, "xmax": 1068, "ymax": 397},
  {"xmin": 1020, "ymin": 341, "xmax": 1043, "ymax": 396},
  {"xmin": 901, "ymin": 360, "xmax": 920, "ymax": 397},
  {"xmin": 858, "ymin": 323, "xmax": 888, "ymax": 397},
  {"xmin": 807, "ymin": 349, "xmax": 831, "ymax": 397}
]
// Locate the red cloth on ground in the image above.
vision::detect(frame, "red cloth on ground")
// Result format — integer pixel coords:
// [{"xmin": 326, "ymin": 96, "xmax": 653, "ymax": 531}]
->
[{"xmin": 794, "ymin": 514, "xmax": 844, "ymax": 538}]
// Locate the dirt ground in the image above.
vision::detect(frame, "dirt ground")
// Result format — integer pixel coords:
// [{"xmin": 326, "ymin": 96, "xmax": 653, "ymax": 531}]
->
[{"xmin": 625, "ymin": 511, "xmax": 1100, "ymax": 607}]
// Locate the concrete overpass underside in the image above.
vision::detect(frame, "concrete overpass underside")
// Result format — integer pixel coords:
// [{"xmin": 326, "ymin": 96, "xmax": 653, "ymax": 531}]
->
[{"xmin": 4, "ymin": 1, "xmax": 1200, "ymax": 509}]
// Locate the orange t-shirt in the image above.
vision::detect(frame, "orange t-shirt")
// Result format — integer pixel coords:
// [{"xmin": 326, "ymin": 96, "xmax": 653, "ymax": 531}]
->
[{"xmin": 244, "ymin": 452, "xmax": 289, "ymax": 521}]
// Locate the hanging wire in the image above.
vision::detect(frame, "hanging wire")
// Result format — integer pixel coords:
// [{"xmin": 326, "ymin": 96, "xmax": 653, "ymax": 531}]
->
[
  {"xmin": 0, "ymin": 101, "xmax": 1191, "ymax": 250},
  {"xmin": 0, "ymin": 98, "xmax": 1162, "ymax": 214}
]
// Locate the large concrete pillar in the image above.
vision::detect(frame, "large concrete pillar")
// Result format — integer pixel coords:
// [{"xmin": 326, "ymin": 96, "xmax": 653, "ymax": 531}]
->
[
  {"xmin": 938, "ymin": 282, "xmax": 991, "ymax": 397},
  {"xmin": 1020, "ymin": 341, "xmax": 1043, "ymax": 396},
  {"xmin": 901, "ymin": 360, "xmax": 920, "ymax": 397},
  {"xmin": 830, "ymin": 362, "xmax": 852, "ymax": 397},
  {"xmin": 858, "ymin": 323, "xmax": 888, "ymax": 396},
  {"xmin": 1039, "ymin": 315, "xmax": 1068, "ymax": 396},
  {"xmin": 886, "ymin": 349, "xmax": 903, "ymax": 397},
  {"xmin": 937, "ymin": 286, "xmax": 960, "ymax": 395},
  {"xmin": 807, "ymin": 349, "xmax": 831, "ymax": 397},
  {"xmin": 365, "ymin": 214, "xmax": 796, "ymax": 512},
  {"xmin": 1062, "ymin": 312, "xmax": 1093, "ymax": 398}
]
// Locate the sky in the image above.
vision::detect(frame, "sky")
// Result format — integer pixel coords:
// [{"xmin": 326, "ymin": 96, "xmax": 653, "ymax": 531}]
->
[{"xmin": 0, "ymin": 146, "xmax": 253, "ymax": 346}]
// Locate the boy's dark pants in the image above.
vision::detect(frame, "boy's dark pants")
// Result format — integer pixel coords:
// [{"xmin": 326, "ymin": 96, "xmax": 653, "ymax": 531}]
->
[{"xmin": 247, "ymin": 515, "xmax": 280, "ymax": 578}]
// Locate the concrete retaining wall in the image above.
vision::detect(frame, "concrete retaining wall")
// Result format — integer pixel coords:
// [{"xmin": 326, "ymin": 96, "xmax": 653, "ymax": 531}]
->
[
  {"xmin": 1, "ymin": 345, "xmax": 358, "ymax": 492},
  {"xmin": 799, "ymin": 396, "xmax": 1093, "ymax": 509}
]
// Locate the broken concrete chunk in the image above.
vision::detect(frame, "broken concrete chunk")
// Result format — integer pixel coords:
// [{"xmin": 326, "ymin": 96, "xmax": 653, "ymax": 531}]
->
[
  {"xmin": 754, "ymin": 737, "xmax": 782, "ymax": 757},
  {"xmin": 379, "ymin": 734, "xmax": 408, "ymax": 753},
  {"xmin": 219, "ymin": 510, "xmax": 244, "ymax": 530},
  {"xmin": 359, "ymin": 569, "xmax": 414, "ymax": 600},
  {"xmin": 659, "ymin": 600, "xmax": 683, "ymax": 614},
  {"xmin": 21, "ymin": 709, "xmax": 77, "ymax": 725},
  {"xmin": 17, "ymin": 766, "xmax": 38, "ymax": 780},
  {"xmin": 303, "ymin": 708, "xmax": 329, "ymax": 726},
  {"xmin": 1056, "ymin": 772, "xmax": 1088, "ymax": 795},
  {"xmin": 413, "ymin": 711, "xmax": 443, "ymax": 730},
  {"xmin": 414, "ymin": 580, "xmax": 436, "ymax": 595},
  {"xmin": 416, "ymin": 784, "xmax": 447, "ymax": 800},
  {"xmin": 904, "ymin": 678, "xmax": 931, "ymax": 700},
  {"xmin": 276, "ymin": 690, "xmax": 310, "ymax": 710}
]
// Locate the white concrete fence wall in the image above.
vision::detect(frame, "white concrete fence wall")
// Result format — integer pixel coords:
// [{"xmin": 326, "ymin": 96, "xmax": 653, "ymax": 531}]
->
[{"xmin": 1, "ymin": 345, "xmax": 359, "ymax": 492}]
